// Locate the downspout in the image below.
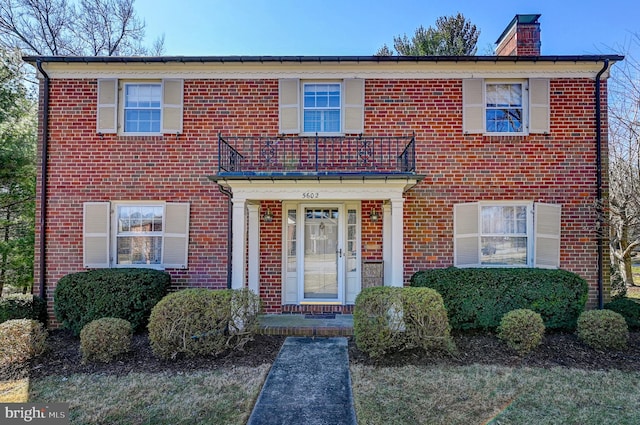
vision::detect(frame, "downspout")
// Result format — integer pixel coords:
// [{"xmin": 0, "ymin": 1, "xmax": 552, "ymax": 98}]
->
[
  {"xmin": 595, "ymin": 59, "xmax": 610, "ymax": 309},
  {"xmin": 218, "ymin": 185, "xmax": 233, "ymax": 289},
  {"xmin": 35, "ymin": 60, "xmax": 50, "ymax": 301}
]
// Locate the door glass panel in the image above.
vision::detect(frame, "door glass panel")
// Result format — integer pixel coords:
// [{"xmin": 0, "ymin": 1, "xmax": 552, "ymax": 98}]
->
[
  {"xmin": 286, "ymin": 209, "xmax": 297, "ymax": 273},
  {"xmin": 347, "ymin": 209, "xmax": 357, "ymax": 272},
  {"xmin": 304, "ymin": 208, "xmax": 338, "ymax": 299}
]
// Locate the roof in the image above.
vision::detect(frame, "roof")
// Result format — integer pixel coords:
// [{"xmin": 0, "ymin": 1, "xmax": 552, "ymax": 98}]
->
[{"xmin": 22, "ymin": 54, "xmax": 624, "ymax": 65}]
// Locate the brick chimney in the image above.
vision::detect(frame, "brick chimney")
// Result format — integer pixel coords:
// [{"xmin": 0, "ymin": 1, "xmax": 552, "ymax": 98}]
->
[{"xmin": 495, "ymin": 14, "xmax": 541, "ymax": 56}]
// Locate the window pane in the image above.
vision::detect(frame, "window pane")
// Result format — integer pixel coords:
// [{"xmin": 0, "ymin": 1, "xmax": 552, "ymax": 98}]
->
[
  {"xmin": 124, "ymin": 83, "xmax": 162, "ymax": 133},
  {"xmin": 486, "ymin": 83, "xmax": 523, "ymax": 133},
  {"xmin": 303, "ymin": 83, "xmax": 341, "ymax": 133},
  {"xmin": 481, "ymin": 236, "xmax": 527, "ymax": 265},
  {"xmin": 117, "ymin": 236, "xmax": 162, "ymax": 264}
]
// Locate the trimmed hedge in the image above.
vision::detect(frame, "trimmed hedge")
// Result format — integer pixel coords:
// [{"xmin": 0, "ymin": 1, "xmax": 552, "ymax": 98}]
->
[
  {"xmin": 54, "ymin": 268, "xmax": 171, "ymax": 335},
  {"xmin": 80, "ymin": 318, "xmax": 133, "ymax": 363},
  {"xmin": 354, "ymin": 286, "xmax": 455, "ymax": 358},
  {"xmin": 410, "ymin": 267, "xmax": 588, "ymax": 330},
  {"xmin": 577, "ymin": 310, "xmax": 629, "ymax": 350},
  {"xmin": 0, "ymin": 319, "xmax": 48, "ymax": 366},
  {"xmin": 498, "ymin": 309, "xmax": 545, "ymax": 356},
  {"xmin": 604, "ymin": 298, "xmax": 640, "ymax": 330},
  {"xmin": 148, "ymin": 288, "xmax": 261, "ymax": 360},
  {"xmin": 0, "ymin": 294, "xmax": 47, "ymax": 324}
]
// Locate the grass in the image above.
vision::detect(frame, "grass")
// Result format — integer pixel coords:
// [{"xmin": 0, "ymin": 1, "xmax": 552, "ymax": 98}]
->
[
  {"xmin": 23, "ymin": 366, "xmax": 270, "ymax": 425},
  {"xmin": 350, "ymin": 364, "xmax": 640, "ymax": 425}
]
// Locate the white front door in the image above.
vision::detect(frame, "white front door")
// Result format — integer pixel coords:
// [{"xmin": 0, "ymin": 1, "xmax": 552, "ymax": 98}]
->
[{"xmin": 283, "ymin": 202, "xmax": 360, "ymax": 305}]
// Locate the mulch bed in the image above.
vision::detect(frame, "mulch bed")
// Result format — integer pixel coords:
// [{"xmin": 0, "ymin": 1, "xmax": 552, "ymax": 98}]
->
[{"xmin": 2, "ymin": 330, "xmax": 639, "ymax": 381}]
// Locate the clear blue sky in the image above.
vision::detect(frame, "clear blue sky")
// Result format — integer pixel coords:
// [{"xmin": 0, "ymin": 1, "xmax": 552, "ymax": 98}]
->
[{"xmin": 136, "ymin": 0, "xmax": 638, "ymax": 57}]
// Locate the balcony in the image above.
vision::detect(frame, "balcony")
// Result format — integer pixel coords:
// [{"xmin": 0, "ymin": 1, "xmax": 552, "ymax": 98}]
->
[{"xmin": 217, "ymin": 134, "xmax": 415, "ymax": 177}]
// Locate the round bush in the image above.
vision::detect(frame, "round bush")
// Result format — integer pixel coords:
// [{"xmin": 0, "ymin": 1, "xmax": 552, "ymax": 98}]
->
[
  {"xmin": 604, "ymin": 298, "xmax": 640, "ymax": 330},
  {"xmin": 149, "ymin": 288, "xmax": 261, "ymax": 360},
  {"xmin": 54, "ymin": 268, "xmax": 170, "ymax": 335},
  {"xmin": 0, "ymin": 319, "xmax": 48, "ymax": 365},
  {"xmin": 577, "ymin": 310, "xmax": 629, "ymax": 351},
  {"xmin": 80, "ymin": 317, "xmax": 132, "ymax": 363},
  {"xmin": 402, "ymin": 287, "xmax": 456, "ymax": 354},
  {"xmin": 498, "ymin": 309, "xmax": 545, "ymax": 355}
]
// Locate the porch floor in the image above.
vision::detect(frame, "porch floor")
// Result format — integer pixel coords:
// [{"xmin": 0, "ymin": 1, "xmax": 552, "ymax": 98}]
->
[{"xmin": 258, "ymin": 314, "xmax": 354, "ymax": 337}]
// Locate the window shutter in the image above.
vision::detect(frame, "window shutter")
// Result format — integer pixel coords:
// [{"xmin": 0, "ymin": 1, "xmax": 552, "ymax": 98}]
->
[
  {"xmin": 454, "ymin": 202, "xmax": 480, "ymax": 266},
  {"xmin": 279, "ymin": 79, "xmax": 300, "ymax": 134},
  {"xmin": 529, "ymin": 78, "xmax": 550, "ymax": 134},
  {"xmin": 534, "ymin": 202, "xmax": 561, "ymax": 268},
  {"xmin": 462, "ymin": 79, "xmax": 484, "ymax": 134},
  {"xmin": 343, "ymin": 78, "xmax": 364, "ymax": 134},
  {"xmin": 84, "ymin": 202, "xmax": 110, "ymax": 268},
  {"xmin": 162, "ymin": 79, "xmax": 183, "ymax": 134},
  {"xmin": 163, "ymin": 202, "xmax": 190, "ymax": 268},
  {"xmin": 97, "ymin": 79, "xmax": 117, "ymax": 133}
]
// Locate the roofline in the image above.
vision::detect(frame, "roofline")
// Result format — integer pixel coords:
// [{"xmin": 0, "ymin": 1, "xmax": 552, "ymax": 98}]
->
[{"xmin": 23, "ymin": 54, "xmax": 624, "ymax": 65}]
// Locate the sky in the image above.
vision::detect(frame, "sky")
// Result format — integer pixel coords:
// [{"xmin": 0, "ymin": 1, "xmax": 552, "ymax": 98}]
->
[{"xmin": 135, "ymin": 0, "xmax": 639, "ymax": 58}]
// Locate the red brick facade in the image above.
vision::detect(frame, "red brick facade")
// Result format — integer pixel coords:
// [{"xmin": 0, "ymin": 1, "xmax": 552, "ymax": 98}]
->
[{"xmin": 31, "ymin": 69, "xmax": 613, "ymax": 325}]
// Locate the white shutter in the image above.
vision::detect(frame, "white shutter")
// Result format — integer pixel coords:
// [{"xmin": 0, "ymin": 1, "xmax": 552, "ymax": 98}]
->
[
  {"xmin": 162, "ymin": 79, "xmax": 183, "ymax": 134},
  {"xmin": 462, "ymin": 79, "xmax": 484, "ymax": 134},
  {"xmin": 343, "ymin": 78, "xmax": 364, "ymax": 134},
  {"xmin": 454, "ymin": 203, "xmax": 480, "ymax": 267},
  {"xmin": 97, "ymin": 79, "xmax": 117, "ymax": 133},
  {"xmin": 84, "ymin": 202, "xmax": 110, "ymax": 268},
  {"xmin": 529, "ymin": 79, "xmax": 550, "ymax": 134},
  {"xmin": 534, "ymin": 203, "xmax": 561, "ymax": 269},
  {"xmin": 163, "ymin": 203, "xmax": 190, "ymax": 268},
  {"xmin": 279, "ymin": 79, "xmax": 300, "ymax": 134}
]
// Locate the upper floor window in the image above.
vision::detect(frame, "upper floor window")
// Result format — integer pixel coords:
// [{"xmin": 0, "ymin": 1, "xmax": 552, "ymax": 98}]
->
[
  {"xmin": 124, "ymin": 83, "xmax": 162, "ymax": 134},
  {"xmin": 485, "ymin": 83, "xmax": 524, "ymax": 133},
  {"xmin": 303, "ymin": 83, "xmax": 341, "ymax": 133}
]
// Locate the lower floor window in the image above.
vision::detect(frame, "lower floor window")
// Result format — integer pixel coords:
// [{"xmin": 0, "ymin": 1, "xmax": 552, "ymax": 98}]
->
[
  {"xmin": 480, "ymin": 205, "xmax": 528, "ymax": 266},
  {"xmin": 116, "ymin": 205, "xmax": 163, "ymax": 265}
]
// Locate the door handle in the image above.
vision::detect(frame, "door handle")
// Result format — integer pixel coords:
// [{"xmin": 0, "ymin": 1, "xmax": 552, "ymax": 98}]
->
[{"xmin": 337, "ymin": 248, "xmax": 343, "ymax": 258}]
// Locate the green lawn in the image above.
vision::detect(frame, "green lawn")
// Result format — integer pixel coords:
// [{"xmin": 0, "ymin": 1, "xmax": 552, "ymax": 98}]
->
[{"xmin": 351, "ymin": 364, "xmax": 640, "ymax": 425}]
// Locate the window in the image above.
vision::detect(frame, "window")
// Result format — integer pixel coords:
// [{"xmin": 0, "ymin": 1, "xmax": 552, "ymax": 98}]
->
[
  {"xmin": 480, "ymin": 205, "xmax": 528, "ymax": 265},
  {"xmin": 96, "ymin": 79, "xmax": 183, "ymax": 135},
  {"xmin": 462, "ymin": 78, "xmax": 549, "ymax": 135},
  {"xmin": 485, "ymin": 83, "xmax": 524, "ymax": 133},
  {"xmin": 116, "ymin": 205, "xmax": 163, "ymax": 265},
  {"xmin": 123, "ymin": 83, "xmax": 162, "ymax": 133},
  {"xmin": 303, "ymin": 83, "xmax": 341, "ymax": 133},
  {"xmin": 83, "ymin": 201, "xmax": 189, "ymax": 269},
  {"xmin": 454, "ymin": 202, "xmax": 561, "ymax": 269}
]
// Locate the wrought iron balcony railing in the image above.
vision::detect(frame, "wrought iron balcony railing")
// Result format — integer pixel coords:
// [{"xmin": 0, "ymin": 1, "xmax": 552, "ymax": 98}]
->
[{"xmin": 218, "ymin": 134, "xmax": 415, "ymax": 176}]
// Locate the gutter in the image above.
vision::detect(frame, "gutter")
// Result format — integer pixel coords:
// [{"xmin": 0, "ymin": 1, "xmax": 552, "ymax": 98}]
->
[
  {"xmin": 595, "ymin": 59, "xmax": 610, "ymax": 309},
  {"xmin": 35, "ymin": 60, "xmax": 50, "ymax": 301},
  {"xmin": 218, "ymin": 185, "xmax": 233, "ymax": 289}
]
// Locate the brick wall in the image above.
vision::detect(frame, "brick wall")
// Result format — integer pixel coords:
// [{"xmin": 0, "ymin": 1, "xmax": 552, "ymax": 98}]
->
[{"xmin": 36, "ymin": 75, "xmax": 607, "ymax": 324}]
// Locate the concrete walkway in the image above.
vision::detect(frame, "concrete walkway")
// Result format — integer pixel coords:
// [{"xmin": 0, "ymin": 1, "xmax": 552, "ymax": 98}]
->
[{"xmin": 247, "ymin": 337, "xmax": 357, "ymax": 425}]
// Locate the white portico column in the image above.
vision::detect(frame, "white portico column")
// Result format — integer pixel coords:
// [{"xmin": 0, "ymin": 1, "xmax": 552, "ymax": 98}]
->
[
  {"xmin": 231, "ymin": 198, "xmax": 246, "ymax": 289},
  {"xmin": 383, "ymin": 202, "xmax": 392, "ymax": 286},
  {"xmin": 246, "ymin": 204, "xmax": 260, "ymax": 294},
  {"xmin": 390, "ymin": 198, "xmax": 404, "ymax": 287}
]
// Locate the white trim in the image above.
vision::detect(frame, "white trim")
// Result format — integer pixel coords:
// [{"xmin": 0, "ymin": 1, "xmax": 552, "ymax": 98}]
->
[
  {"xmin": 231, "ymin": 199, "xmax": 247, "ymax": 289},
  {"xmin": 247, "ymin": 204, "xmax": 260, "ymax": 293},
  {"xmin": 382, "ymin": 202, "xmax": 392, "ymax": 286}
]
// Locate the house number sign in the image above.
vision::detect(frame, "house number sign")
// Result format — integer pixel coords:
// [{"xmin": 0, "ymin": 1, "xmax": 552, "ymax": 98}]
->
[{"xmin": 302, "ymin": 192, "xmax": 320, "ymax": 199}]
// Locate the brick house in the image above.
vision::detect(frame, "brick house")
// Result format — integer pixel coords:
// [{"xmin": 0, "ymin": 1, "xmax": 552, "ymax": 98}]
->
[{"xmin": 25, "ymin": 15, "xmax": 623, "ymax": 324}]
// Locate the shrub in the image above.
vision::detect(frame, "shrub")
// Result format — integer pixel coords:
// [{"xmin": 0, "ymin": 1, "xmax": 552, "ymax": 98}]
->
[
  {"xmin": 604, "ymin": 298, "xmax": 640, "ymax": 330},
  {"xmin": 0, "ymin": 319, "xmax": 48, "ymax": 366},
  {"xmin": 577, "ymin": 310, "xmax": 629, "ymax": 351},
  {"xmin": 354, "ymin": 286, "xmax": 455, "ymax": 358},
  {"xmin": 80, "ymin": 317, "xmax": 132, "ymax": 363},
  {"xmin": 0, "ymin": 294, "xmax": 47, "ymax": 324},
  {"xmin": 498, "ymin": 309, "xmax": 545, "ymax": 356},
  {"xmin": 148, "ymin": 288, "xmax": 261, "ymax": 360},
  {"xmin": 410, "ymin": 267, "xmax": 588, "ymax": 330},
  {"xmin": 54, "ymin": 268, "xmax": 170, "ymax": 335}
]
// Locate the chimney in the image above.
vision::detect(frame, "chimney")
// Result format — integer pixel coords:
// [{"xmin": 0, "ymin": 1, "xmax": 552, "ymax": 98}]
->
[{"xmin": 495, "ymin": 14, "xmax": 541, "ymax": 56}]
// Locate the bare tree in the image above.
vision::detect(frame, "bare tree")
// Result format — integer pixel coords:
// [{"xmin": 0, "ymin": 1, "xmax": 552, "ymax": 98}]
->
[
  {"xmin": 0, "ymin": 0, "xmax": 163, "ymax": 56},
  {"xmin": 609, "ymin": 34, "xmax": 640, "ymax": 289}
]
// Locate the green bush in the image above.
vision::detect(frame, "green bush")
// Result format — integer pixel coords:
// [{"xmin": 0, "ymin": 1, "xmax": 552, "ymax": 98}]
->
[
  {"xmin": 577, "ymin": 310, "xmax": 629, "ymax": 351},
  {"xmin": 604, "ymin": 298, "xmax": 640, "ymax": 330},
  {"xmin": 148, "ymin": 288, "xmax": 261, "ymax": 360},
  {"xmin": 0, "ymin": 319, "xmax": 48, "ymax": 366},
  {"xmin": 498, "ymin": 309, "xmax": 545, "ymax": 356},
  {"xmin": 410, "ymin": 267, "xmax": 588, "ymax": 330},
  {"xmin": 80, "ymin": 317, "xmax": 132, "ymax": 363},
  {"xmin": 354, "ymin": 286, "xmax": 455, "ymax": 358},
  {"xmin": 0, "ymin": 294, "xmax": 47, "ymax": 324},
  {"xmin": 54, "ymin": 268, "xmax": 170, "ymax": 335}
]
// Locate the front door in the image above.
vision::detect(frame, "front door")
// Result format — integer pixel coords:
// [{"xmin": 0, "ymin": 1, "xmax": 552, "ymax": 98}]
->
[{"xmin": 301, "ymin": 205, "xmax": 343, "ymax": 302}]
